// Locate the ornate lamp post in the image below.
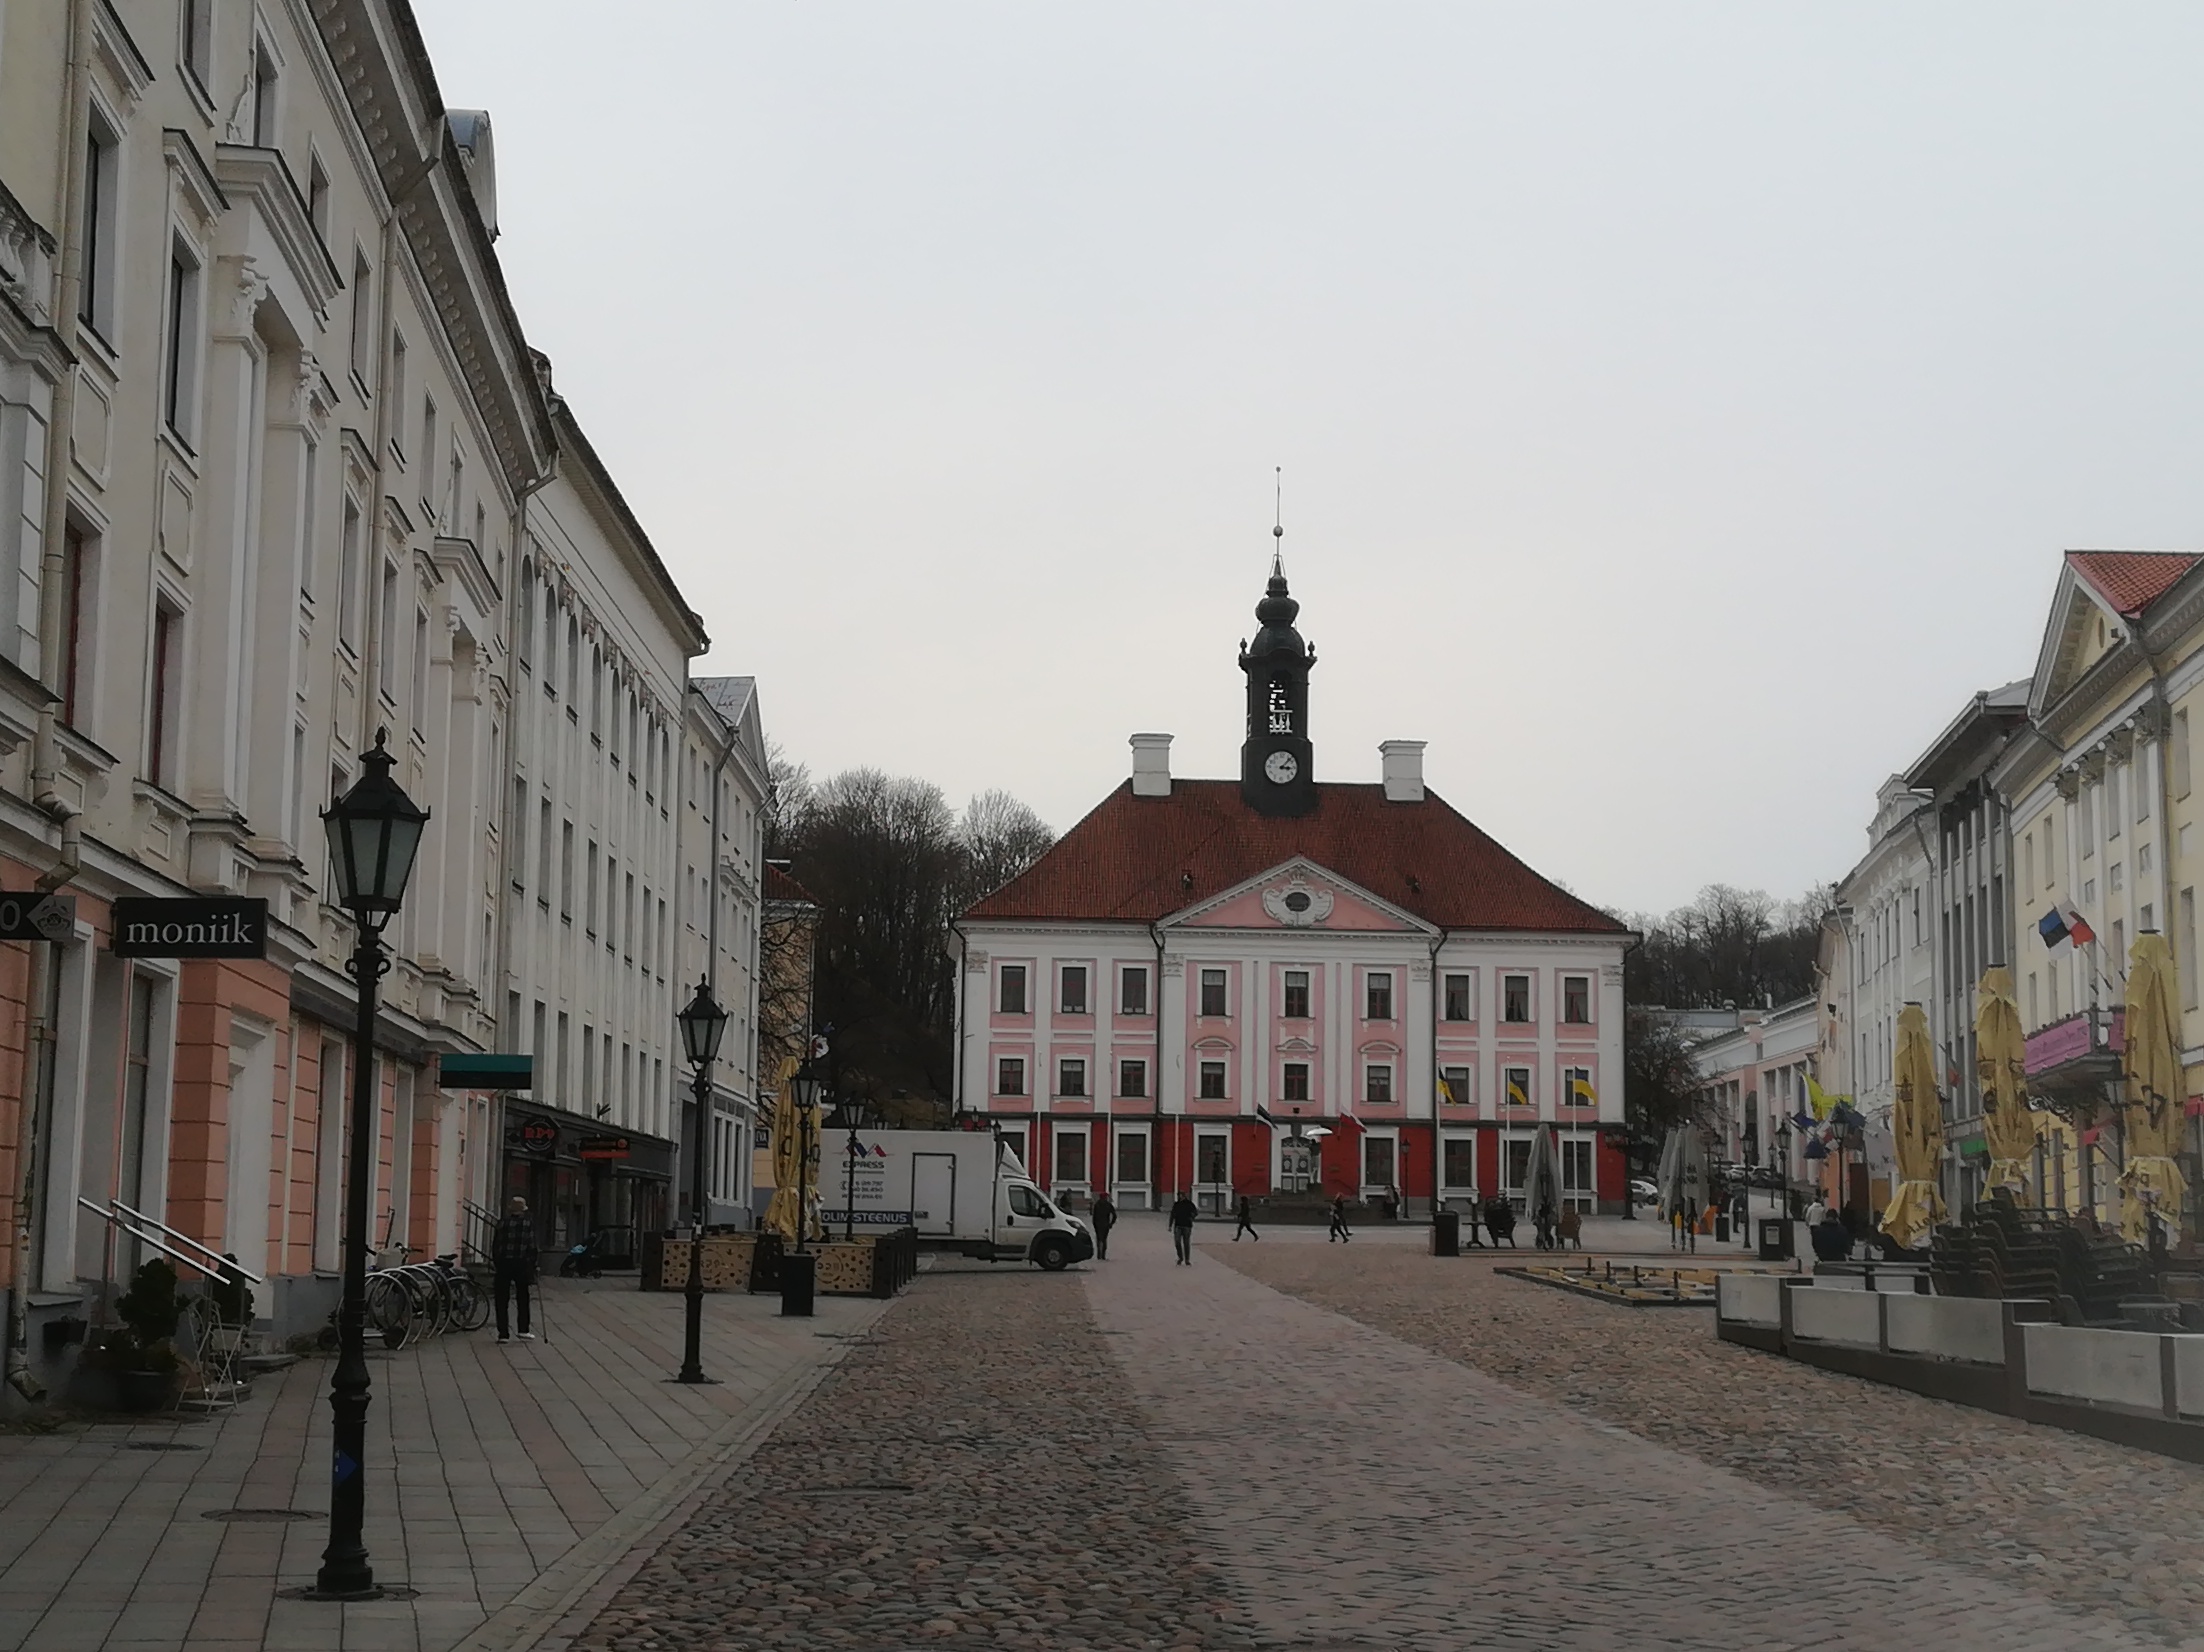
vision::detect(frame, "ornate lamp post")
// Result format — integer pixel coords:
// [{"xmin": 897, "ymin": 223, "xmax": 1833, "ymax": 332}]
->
[
  {"xmin": 674, "ymin": 978, "xmax": 729, "ymax": 1385},
  {"xmin": 840, "ymin": 1101, "xmax": 867, "ymax": 1243},
  {"xmin": 312, "ymin": 730, "xmax": 428, "ymax": 1600}
]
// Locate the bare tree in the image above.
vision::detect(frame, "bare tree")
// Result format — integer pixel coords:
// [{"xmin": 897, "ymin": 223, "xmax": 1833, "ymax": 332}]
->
[
  {"xmin": 1623, "ymin": 1007, "xmax": 1722, "ymax": 1171},
  {"xmin": 953, "ymin": 789, "xmax": 1056, "ymax": 912},
  {"xmin": 1622, "ymin": 883, "xmax": 1832, "ymax": 1010},
  {"xmin": 769, "ymin": 763, "xmax": 1055, "ymax": 1126}
]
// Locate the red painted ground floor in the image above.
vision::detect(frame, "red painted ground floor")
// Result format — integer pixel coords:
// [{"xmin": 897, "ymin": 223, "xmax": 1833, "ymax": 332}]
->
[{"xmin": 976, "ymin": 1112, "xmax": 1628, "ymax": 1214}]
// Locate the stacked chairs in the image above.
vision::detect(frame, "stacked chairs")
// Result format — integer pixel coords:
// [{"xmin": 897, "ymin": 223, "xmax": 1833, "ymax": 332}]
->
[{"xmin": 1930, "ymin": 1193, "xmax": 2156, "ymax": 1325}]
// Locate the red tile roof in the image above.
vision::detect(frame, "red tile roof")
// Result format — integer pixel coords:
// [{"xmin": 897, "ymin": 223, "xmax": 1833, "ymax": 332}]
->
[
  {"xmin": 963, "ymin": 779, "xmax": 1627, "ymax": 934},
  {"xmin": 2068, "ymin": 550, "xmax": 2202, "ymax": 619},
  {"xmin": 764, "ymin": 864, "xmax": 815, "ymax": 905}
]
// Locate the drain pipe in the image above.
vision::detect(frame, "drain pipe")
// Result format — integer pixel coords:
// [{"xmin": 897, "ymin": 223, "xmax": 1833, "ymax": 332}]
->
[
  {"xmin": 8, "ymin": 811, "xmax": 83, "ymax": 1403},
  {"xmin": 8, "ymin": 0, "xmax": 95, "ymax": 1406}
]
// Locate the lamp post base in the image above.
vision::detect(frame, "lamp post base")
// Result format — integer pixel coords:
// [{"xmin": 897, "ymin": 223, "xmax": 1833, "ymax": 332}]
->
[
  {"xmin": 281, "ymin": 1585, "xmax": 418, "ymax": 1603},
  {"xmin": 667, "ymin": 1373, "xmax": 722, "ymax": 1385}
]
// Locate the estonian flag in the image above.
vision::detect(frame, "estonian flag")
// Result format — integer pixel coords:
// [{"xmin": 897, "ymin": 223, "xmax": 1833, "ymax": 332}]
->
[
  {"xmin": 1255, "ymin": 1104, "xmax": 1277, "ymax": 1127},
  {"xmin": 2039, "ymin": 907, "xmax": 2071, "ymax": 949}
]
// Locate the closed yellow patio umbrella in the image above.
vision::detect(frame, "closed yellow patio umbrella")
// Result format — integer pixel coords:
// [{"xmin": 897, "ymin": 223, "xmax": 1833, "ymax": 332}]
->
[
  {"xmin": 1975, "ymin": 967, "xmax": 2035, "ymax": 1196},
  {"xmin": 762, "ymin": 1056, "xmax": 805, "ymax": 1241},
  {"xmin": 2118, "ymin": 931, "xmax": 2187, "ymax": 1245},
  {"xmin": 1879, "ymin": 1002, "xmax": 1948, "ymax": 1251}
]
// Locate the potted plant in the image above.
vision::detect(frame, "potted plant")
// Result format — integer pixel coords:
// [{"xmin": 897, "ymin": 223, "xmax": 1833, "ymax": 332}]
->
[{"xmin": 83, "ymin": 1258, "xmax": 186, "ymax": 1412}]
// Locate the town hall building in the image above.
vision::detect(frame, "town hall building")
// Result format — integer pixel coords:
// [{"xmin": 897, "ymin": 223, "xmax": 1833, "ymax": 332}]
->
[{"xmin": 954, "ymin": 556, "xmax": 1632, "ymax": 1215}]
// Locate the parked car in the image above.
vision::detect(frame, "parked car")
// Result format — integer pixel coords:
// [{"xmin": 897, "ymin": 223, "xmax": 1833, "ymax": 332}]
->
[{"xmin": 1629, "ymin": 1177, "xmax": 1660, "ymax": 1206}]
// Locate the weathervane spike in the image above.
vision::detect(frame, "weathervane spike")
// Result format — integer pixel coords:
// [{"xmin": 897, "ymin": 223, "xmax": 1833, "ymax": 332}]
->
[{"xmin": 1271, "ymin": 466, "xmax": 1285, "ymax": 576}]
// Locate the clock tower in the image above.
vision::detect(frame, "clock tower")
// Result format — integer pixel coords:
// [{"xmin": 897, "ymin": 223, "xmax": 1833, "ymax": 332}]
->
[{"xmin": 1239, "ymin": 538, "xmax": 1317, "ymax": 817}]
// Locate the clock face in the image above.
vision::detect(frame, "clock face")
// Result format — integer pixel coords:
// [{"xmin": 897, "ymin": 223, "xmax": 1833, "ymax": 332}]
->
[{"xmin": 1264, "ymin": 750, "xmax": 1299, "ymax": 785}]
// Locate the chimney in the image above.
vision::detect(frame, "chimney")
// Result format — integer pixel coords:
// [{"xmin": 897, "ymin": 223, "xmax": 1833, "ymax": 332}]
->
[
  {"xmin": 1380, "ymin": 740, "xmax": 1426, "ymax": 803},
  {"xmin": 1130, "ymin": 733, "xmax": 1173, "ymax": 797}
]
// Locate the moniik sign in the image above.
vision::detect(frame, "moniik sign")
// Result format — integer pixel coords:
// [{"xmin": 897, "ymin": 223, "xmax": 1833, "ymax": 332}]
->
[{"xmin": 109, "ymin": 897, "xmax": 269, "ymax": 960}]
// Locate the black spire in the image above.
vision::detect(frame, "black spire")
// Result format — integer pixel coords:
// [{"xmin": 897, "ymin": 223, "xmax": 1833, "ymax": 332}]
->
[{"xmin": 1239, "ymin": 531, "xmax": 1316, "ymax": 817}]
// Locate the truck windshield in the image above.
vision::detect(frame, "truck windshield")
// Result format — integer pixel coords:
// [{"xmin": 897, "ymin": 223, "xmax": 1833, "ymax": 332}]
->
[{"xmin": 1007, "ymin": 1185, "xmax": 1054, "ymax": 1219}]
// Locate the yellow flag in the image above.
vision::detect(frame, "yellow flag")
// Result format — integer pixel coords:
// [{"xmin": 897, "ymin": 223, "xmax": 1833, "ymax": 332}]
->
[
  {"xmin": 1805, "ymin": 1073, "xmax": 1835, "ymax": 1121},
  {"xmin": 1507, "ymin": 1078, "xmax": 1530, "ymax": 1107},
  {"xmin": 1570, "ymin": 1077, "xmax": 1597, "ymax": 1105},
  {"xmin": 1437, "ymin": 1075, "xmax": 1457, "ymax": 1106}
]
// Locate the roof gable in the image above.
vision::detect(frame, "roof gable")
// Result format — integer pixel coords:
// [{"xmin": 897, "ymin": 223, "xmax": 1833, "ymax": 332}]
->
[
  {"xmin": 1167, "ymin": 858, "xmax": 1432, "ymax": 935},
  {"xmin": 962, "ymin": 779, "xmax": 1626, "ymax": 936}
]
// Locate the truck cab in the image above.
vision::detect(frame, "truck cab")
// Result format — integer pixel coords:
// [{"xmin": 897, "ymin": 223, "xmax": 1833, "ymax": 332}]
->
[{"xmin": 997, "ymin": 1179, "xmax": 1093, "ymax": 1270}]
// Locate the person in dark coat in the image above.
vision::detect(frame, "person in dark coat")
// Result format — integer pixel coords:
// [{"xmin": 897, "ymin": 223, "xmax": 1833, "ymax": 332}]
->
[
  {"xmin": 1533, "ymin": 1197, "xmax": 1558, "ymax": 1251},
  {"xmin": 1167, "ymin": 1191, "xmax": 1198, "ymax": 1265},
  {"xmin": 1328, "ymin": 1194, "xmax": 1352, "ymax": 1243},
  {"xmin": 1232, "ymin": 1194, "xmax": 1260, "ymax": 1242},
  {"xmin": 1090, "ymin": 1188, "xmax": 1117, "ymax": 1260},
  {"xmin": 492, "ymin": 1196, "xmax": 538, "ymax": 1343}
]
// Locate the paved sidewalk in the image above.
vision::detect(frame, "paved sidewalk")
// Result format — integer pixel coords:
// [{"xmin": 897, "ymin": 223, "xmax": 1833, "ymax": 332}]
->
[
  {"xmin": 0, "ymin": 1276, "xmax": 888, "ymax": 1652},
  {"xmin": 1086, "ymin": 1228, "xmax": 2195, "ymax": 1652}
]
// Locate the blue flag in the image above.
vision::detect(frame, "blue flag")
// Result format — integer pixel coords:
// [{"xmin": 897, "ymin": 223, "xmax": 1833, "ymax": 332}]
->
[{"xmin": 2038, "ymin": 907, "xmax": 2070, "ymax": 948}]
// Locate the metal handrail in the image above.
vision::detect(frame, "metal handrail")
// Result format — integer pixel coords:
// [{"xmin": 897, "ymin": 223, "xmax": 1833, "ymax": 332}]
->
[
  {"xmin": 74, "ymin": 1199, "xmax": 230, "ymax": 1283},
  {"xmin": 110, "ymin": 1199, "xmax": 263, "ymax": 1283}
]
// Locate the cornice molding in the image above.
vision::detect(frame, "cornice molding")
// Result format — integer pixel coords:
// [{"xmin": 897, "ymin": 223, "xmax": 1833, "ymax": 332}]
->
[
  {"xmin": 213, "ymin": 144, "xmax": 345, "ymax": 316},
  {"xmin": 162, "ymin": 130, "xmax": 230, "ymax": 228}
]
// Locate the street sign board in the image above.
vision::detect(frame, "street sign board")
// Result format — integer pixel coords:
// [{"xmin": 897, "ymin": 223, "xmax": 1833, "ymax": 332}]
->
[
  {"xmin": 110, "ymin": 897, "xmax": 268, "ymax": 959},
  {"xmin": 578, "ymin": 1134, "xmax": 632, "ymax": 1162},
  {"xmin": 0, "ymin": 893, "xmax": 76, "ymax": 943},
  {"xmin": 511, "ymin": 1118, "xmax": 559, "ymax": 1156},
  {"xmin": 438, "ymin": 1052, "xmax": 532, "ymax": 1090}
]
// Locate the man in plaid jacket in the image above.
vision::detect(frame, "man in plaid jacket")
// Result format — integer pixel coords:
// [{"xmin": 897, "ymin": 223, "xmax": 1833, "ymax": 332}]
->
[{"xmin": 492, "ymin": 1197, "xmax": 539, "ymax": 1343}]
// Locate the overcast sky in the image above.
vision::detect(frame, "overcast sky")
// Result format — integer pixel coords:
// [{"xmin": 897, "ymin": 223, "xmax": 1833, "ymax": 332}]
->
[{"xmin": 414, "ymin": 2, "xmax": 2204, "ymax": 917}]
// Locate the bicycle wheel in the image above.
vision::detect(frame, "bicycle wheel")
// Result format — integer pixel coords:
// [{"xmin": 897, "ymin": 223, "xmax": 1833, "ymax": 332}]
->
[
  {"xmin": 448, "ymin": 1272, "xmax": 491, "ymax": 1333},
  {"xmin": 399, "ymin": 1266, "xmax": 448, "ymax": 1337},
  {"xmin": 364, "ymin": 1273, "xmax": 412, "ymax": 1348}
]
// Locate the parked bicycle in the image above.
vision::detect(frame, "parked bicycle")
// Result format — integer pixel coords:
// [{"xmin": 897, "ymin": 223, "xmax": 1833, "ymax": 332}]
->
[{"xmin": 363, "ymin": 1247, "xmax": 490, "ymax": 1347}]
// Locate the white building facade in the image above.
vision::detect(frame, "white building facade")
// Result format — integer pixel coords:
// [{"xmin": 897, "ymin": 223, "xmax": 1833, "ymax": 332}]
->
[{"xmin": 0, "ymin": 1, "xmax": 761, "ymax": 1398}]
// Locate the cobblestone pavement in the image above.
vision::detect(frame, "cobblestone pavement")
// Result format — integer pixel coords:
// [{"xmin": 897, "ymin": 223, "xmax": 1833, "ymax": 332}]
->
[
  {"xmin": 0, "ymin": 1275, "xmax": 885, "ymax": 1652},
  {"xmin": 1206, "ymin": 1236, "xmax": 2204, "ymax": 1649},
  {"xmin": 568, "ymin": 1261, "xmax": 1248, "ymax": 1652}
]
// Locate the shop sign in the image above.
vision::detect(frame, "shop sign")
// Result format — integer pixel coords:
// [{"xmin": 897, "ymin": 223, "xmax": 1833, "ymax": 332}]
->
[
  {"xmin": 439, "ymin": 1052, "xmax": 532, "ymax": 1090},
  {"xmin": 511, "ymin": 1118, "xmax": 559, "ymax": 1156},
  {"xmin": 110, "ymin": 897, "xmax": 266, "ymax": 958},
  {"xmin": 578, "ymin": 1134, "xmax": 632, "ymax": 1162},
  {"xmin": 0, "ymin": 893, "xmax": 75, "ymax": 943}
]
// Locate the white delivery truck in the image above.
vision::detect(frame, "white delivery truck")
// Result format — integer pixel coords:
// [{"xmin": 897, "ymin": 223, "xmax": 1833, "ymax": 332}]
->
[{"xmin": 820, "ymin": 1128, "xmax": 1094, "ymax": 1270}]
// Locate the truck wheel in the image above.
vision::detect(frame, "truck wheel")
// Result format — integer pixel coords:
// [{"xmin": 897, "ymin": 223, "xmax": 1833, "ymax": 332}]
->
[{"xmin": 1033, "ymin": 1237, "xmax": 1073, "ymax": 1272}]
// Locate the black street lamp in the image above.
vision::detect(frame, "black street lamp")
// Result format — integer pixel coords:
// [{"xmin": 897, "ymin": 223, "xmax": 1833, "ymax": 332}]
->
[
  {"xmin": 837, "ymin": 1099, "xmax": 870, "ymax": 1242},
  {"xmin": 312, "ymin": 729, "xmax": 428, "ymax": 1600},
  {"xmin": 674, "ymin": 978, "xmax": 728, "ymax": 1386}
]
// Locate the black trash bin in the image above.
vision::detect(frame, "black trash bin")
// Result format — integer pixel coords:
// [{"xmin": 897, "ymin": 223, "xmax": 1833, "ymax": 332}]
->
[
  {"xmin": 1431, "ymin": 1211, "xmax": 1460, "ymax": 1257},
  {"xmin": 780, "ymin": 1250, "xmax": 816, "ymax": 1317},
  {"xmin": 1757, "ymin": 1217, "xmax": 1794, "ymax": 1262}
]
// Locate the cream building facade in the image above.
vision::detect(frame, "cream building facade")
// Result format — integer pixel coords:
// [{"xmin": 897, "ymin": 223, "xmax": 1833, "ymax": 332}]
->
[
  {"xmin": 0, "ymin": 0, "xmax": 758, "ymax": 1400},
  {"xmin": 1992, "ymin": 552, "xmax": 2204, "ymax": 1233}
]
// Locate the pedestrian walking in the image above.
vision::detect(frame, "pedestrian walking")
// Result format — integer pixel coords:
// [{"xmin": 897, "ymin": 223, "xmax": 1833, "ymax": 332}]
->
[
  {"xmin": 1533, "ymin": 1197, "xmax": 1557, "ymax": 1251},
  {"xmin": 1804, "ymin": 1194, "xmax": 1827, "ymax": 1229},
  {"xmin": 1232, "ymin": 1194, "xmax": 1260, "ymax": 1242},
  {"xmin": 1090, "ymin": 1188, "xmax": 1117, "ymax": 1260},
  {"xmin": 1327, "ymin": 1194, "xmax": 1352, "ymax": 1243},
  {"xmin": 1168, "ymin": 1190, "xmax": 1198, "ymax": 1265},
  {"xmin": 492, "ymin": 1196, "xmax": 538, "ymax": 1344}
]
